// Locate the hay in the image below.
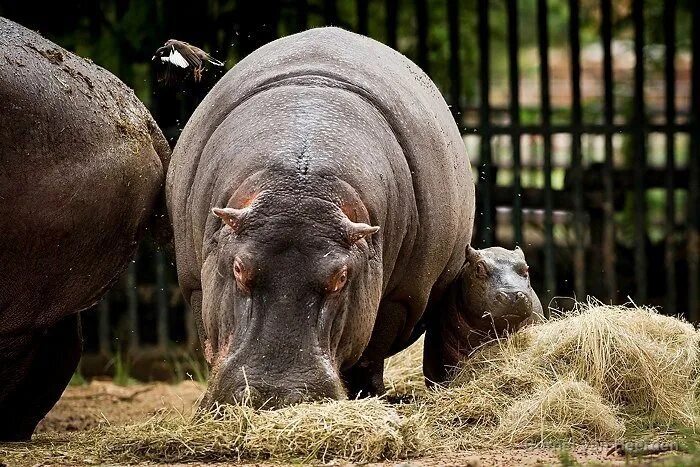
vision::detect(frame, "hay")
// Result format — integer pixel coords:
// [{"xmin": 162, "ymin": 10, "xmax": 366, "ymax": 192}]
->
[
  {"xmin": 1, "ymin": 399, "xmax": 429, "ymax": 465},
  {"xmin": 384, "ymin": 336, "xmax": 426, "ymax": 398},
  {"xmin": 3, "ymin": 302, "xmax": 699, "ymax": 464},
  {"xmin": 428, "ymin": 301, "xmax": 700, "ymax": 448},
  {"xmin": 494, "ymin": 379, "xmax": 625, "ymax": 444}
]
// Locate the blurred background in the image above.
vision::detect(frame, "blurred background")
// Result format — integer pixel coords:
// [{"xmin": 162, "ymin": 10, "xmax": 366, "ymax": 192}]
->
[{"xmin": 1, "ymin": 0, "xmax": 698, "ymax": 380}]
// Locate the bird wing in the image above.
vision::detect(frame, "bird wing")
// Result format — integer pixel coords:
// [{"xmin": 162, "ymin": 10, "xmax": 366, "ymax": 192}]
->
[{"xmin": 167, "ymin": 46, "xmax": 190, "ymax": 68}]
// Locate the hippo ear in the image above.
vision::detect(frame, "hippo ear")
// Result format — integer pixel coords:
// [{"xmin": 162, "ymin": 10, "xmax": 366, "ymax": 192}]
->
[
  {"xmin": 212, "ymin": 207, "xmax": 248, "ymax": 232},
  {"xmin": 465, "ymin": 244, "xmax": 479, "ymax": 260},
  {"xmin": 345, "ymin": 221, "xmax": 380, "ymax": 245},
  {"xmin": 514, "ymin": 245, "xmax": 526, "ymax": 259}
]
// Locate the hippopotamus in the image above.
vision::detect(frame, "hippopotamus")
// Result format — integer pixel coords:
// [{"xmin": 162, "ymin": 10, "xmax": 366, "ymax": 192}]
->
[
  {"xmin": 0, "ymin": 17, "xmax": 169, "ymax": 440},
  {"xmin": 166, "ymin": 27, "xmax": 475, "ymax": 407},
  {"xmin": 423, "ymin": 245, "xmax": 544, "ymax": 384}
]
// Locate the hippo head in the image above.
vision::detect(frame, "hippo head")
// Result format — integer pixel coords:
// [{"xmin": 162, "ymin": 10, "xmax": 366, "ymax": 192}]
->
[
  {"xmin": 198, "ymin": 182, "xmax": 381, "ymax": 409},
  {"xmin": 424, "ymin": 245, "xmax": 543, "ymax": 384},
  {"xmin": 460, "ymin": 245, "xmax": 542, "ymax": 331}
]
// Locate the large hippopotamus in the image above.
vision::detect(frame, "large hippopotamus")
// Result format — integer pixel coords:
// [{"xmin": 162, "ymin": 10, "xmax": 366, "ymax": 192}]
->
[
  {"xmin": 0, "ymin": 18, "xmax": 169, "ymax": 439},
  {"xmin": 167, "ymin": 27, "xmax": 474, "ymax": 407}
]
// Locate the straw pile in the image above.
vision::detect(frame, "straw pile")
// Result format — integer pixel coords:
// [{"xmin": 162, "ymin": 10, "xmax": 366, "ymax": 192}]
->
[
  {"xmin": 98, "ymin": 398, "xmax": 427, "ymax": 464},
  {"xmin": 426, "ymin": 301, "xmax": 700, "ymax": 448},
  {"xmin": 2, "ymin": 302, "xmax": 699, "ymax": 464}
]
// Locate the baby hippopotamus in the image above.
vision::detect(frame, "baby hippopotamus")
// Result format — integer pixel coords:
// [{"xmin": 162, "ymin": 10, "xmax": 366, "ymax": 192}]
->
[{"xmin": 424, "ymin": 245, "xmax": 544, "ymax": 384}]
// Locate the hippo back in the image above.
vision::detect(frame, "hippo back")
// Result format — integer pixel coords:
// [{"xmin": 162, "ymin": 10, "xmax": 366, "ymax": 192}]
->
[{"xmin": 0, "ymin": 17, "xmax": 170, "ymax": 334}]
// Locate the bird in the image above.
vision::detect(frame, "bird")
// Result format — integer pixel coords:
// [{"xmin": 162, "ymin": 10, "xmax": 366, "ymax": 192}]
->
[{"xmin": 152, "ymin": 39, "xmax": 224, "ymax": 84}]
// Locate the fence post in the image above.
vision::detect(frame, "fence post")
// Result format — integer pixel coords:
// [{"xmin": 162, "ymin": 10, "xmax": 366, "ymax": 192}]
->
[
  {"xmin": 477, "ymin": 0, "xmax": 494, "ymax": 247},
  {"xmin": 126, "ymin": 257, "xmax": 139, "ymax": 353},
  {"xmin": 689, "ymin": 2, "xmax": 700, "ymax": 321},
  {"xmin": 569, "ymin": 0, "xmax": 586, "ymax": 300},
  {"xmin": 600, "ymin": 0, "xmax": 618, "ymax": 302},
  {"xmin": 632, "ymin": 0, "xmax": 648, "ymax": 304},
  {"xmin": 664, "ymin": 0, "xmax": 677, "ymax": 314},
  {"xmin": 156, "ymin": 249, "xmax": 169, "ymax": 350},
  {"xmin": 506, "ymin": 0, "xmax": 523, "ymax": 246},
  {"xmin": 537, "ymin": 0, "xmax": 556, "ymax": 308}
]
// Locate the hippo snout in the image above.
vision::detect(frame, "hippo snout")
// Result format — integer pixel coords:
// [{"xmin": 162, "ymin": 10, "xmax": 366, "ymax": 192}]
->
[
  {"xmin": 203, "ymin": 356, "xmax": 347, "ymax": 410},
  {"xmin": 495, "ymin": 290, "xmax": 532, "ymax": 315},
  {"xmin": 220, "ymin": 377, "xmax": 346, "ymax": 409}
]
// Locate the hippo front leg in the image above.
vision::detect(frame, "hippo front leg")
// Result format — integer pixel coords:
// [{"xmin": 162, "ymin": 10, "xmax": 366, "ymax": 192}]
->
[{"xmin": 342, "ymin": 300, "xmax": 408, "ymax": 398}]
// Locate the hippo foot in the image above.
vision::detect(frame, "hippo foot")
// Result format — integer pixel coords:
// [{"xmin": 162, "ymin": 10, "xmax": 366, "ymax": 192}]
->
[{"xmin": 343, "ymin": 358, "xmax": 386, "ymax": 398}]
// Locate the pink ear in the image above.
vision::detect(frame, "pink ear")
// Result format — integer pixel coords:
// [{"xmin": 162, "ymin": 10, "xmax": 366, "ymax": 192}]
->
[
  {"xmin": 212, "ymin": 207, "xmax": 248, "ymax": 232},
  {"xmin": 465, "ymin": 244, "xmax": 479, "ymax": 259},
  {"xmin": 346, "ymin": 221, "xmax": 380, "ymax": 244}
]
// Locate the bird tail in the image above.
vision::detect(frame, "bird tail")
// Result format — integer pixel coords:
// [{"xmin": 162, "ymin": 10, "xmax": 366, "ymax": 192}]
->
[{"xmin": 206, "ymin": 56, "xmax": 225, "ymax": 67}]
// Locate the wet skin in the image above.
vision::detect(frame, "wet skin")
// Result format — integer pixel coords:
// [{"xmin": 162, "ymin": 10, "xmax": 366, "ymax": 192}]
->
[
  {"xmin": 167, "ymin": 27, "xmax": 475, "ymax": 407},
  {"xmin": 0, "ymin": 17, "xmax": 169, "ymax": 439}
]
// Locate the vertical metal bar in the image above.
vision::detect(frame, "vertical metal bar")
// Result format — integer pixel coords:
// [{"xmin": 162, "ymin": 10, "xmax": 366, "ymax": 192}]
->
[
  {"xmin": 601, "ymin": 0, "xmax": 617, "ymax": 302},
  {"xmin": 386, "ymin": 0, "xmax": 398, "ymax": 49},
  {"xmin": 98, "ymin": 294, "xmax": 110, "ymax": 355},
  {"xmin": 537, "ymin": 0, "xmax": 556, "ymax": 308},
  {"xmin": 477, "ymin": 0, "xmax": 493, "ymax": 247},
  {"xmin": 632, "ymin": 0, "xmax": 648, "ymax": 303},
  {"xmin": 295, "ymin": 0, "xmax": 308, "ymax": 31},
  {"xmin": 664, "ymin": 0, "xmax": 677, "ymax": 314},
  {"xmin": 569, "ymin": 0, "xmax": 585, "ymax": 299},
  {"xmin": 357, "ymin": 0, "xmax": 369, "ymax": 35},
  {"xmin": 415, "ymin": 0, "xmax": 430, "ymax": 74},
  {"xmin": 506, "ymin": 0, "xmax": 523, "ymax": 246},
  {"xmin": 689, "ymin": 2, "xmax": 700, "ymax": 321},
  {"xmin": 448, "ymin": 0, "xmax": 461, "ymax": 119},
  {"xmin": 126, "ymin": 258, "xmax": 139, "ymax": 353},
  {"xmin": 156, "ymin": 249, "xmax": 169, "ymax": 350}
]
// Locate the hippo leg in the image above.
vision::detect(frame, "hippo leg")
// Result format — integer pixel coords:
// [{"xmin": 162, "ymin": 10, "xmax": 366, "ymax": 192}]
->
[
  {"xmin": 343, "ymin": 300, "xmax": 408, "ymax": 398},
  {"xmin": 0, "ymin": 314, "xmax": 81, "ymax": 440}
]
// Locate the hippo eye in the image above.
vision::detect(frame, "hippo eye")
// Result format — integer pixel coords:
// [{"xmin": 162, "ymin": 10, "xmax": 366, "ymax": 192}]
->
[
  {"xmin": 518, "ymin": 264, "xmax": 529, "ymax": 278},
  {"xmin": 327, "ymin": 266, "xmax": 348, "ymax": 294},
  {"xmin": 475, "ymin": 261, "xmax": 489, "ymax": 278},
  {"xmin": 233, "ymin": 257, "xmax": 251, "ymax": 292}
]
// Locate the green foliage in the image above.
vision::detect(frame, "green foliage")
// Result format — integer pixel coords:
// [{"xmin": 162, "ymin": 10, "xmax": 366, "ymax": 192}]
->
[
  {"xmin": 69, "ymin": 369, "xmax": 87, "ymax": 387},
  {"xmin": 109, "ymin": 347, "xmax": 136, "ymax": 387}
]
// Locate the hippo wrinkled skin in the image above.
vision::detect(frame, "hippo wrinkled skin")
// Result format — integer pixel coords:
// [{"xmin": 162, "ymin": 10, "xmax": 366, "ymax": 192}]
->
[
  {"xmin": 167, "ymin": 27, "xmax": 475, "ymax": 407},
  {"xmin": 0, "ymin": 18, "xmax": 169, "ymax": 440},
  {"xmin": 424, "ymin": 245, "xmax": 544, "ymax": 384}
]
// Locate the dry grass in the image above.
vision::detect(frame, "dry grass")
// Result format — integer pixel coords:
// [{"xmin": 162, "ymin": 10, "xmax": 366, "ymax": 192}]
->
[
  {"xmin": 99, "ymin": 398, "xmax": 427, "ymax": 464},
  {"xmin": 2, "ymin": 301, "xmax": 699, "ymax": 464},
  {"xmin": 426, "ymin": 300, "xmax": 700, "ymax": 448},
  {"xmin": 384, "ymin": 336, "xmax": 426, "ymax": 398}
]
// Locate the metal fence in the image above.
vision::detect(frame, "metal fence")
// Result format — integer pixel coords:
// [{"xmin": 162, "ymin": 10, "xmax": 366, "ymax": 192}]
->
[{"xmin": 67, "ymin": 0, "xmax": 699, "ymax": 357}]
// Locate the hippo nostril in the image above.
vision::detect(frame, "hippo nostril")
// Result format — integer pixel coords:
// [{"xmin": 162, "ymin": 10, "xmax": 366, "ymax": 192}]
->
[{"xmin": 495, "ymin": 291, "xmax": 510, "ymax": 304}]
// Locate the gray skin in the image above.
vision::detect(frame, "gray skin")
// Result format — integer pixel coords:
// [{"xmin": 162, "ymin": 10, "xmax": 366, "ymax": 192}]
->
[
  {"xmin": 424, "ymin": 245, "xmax": 544, "ymax": 384},
  {"xmin": 166, "ymin": 27, "xmax": 475, "ymax": 408},
  {"xmin": 0, "ymin": 17, "xmax": 169, "ymax": 440}
]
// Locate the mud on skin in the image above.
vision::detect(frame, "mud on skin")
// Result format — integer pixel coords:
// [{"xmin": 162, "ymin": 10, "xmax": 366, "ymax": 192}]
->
[
  {"xmin": 0, "ymin": 17, "xmax": 169, "ymax": 440},
  {"xmin": 166, "ymin": 26, "xmax": 475, "ymax": 408},
  {"xmin": 424, "ymin": 245, "xmax": 544, "ymax": 385}
]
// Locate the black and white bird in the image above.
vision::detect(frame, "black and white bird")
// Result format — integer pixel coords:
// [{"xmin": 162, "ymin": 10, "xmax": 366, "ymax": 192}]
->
[{"xmin": 152, "ymin": 39, "xmax": 224, "ymax": 84}]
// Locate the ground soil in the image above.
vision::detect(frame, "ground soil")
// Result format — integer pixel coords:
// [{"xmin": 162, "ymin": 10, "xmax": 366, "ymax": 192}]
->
[{"xmin": 2, "ymin": 381, "xmax": 674, "ymax": 466}]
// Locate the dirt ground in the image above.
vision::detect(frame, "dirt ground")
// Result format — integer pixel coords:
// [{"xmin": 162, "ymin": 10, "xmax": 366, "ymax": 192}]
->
[{"xmin": 8, "ymin": 380, "xmax": 672, "ymax": 466}]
